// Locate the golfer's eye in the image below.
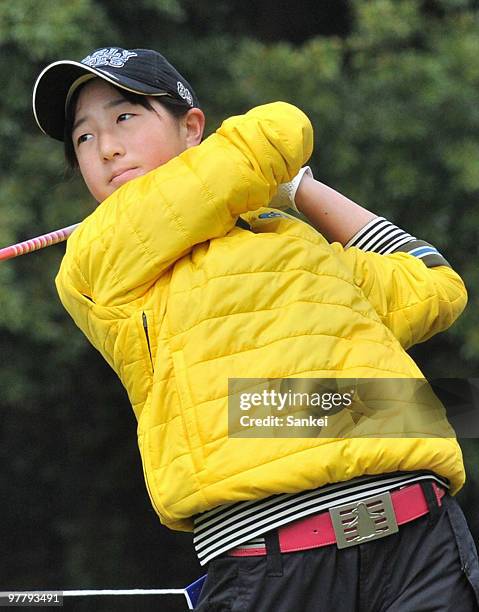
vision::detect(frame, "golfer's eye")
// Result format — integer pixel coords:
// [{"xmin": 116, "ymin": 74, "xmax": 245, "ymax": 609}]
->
[
  {"xmin": 77, "ymin": 133, "xmax": 93, "ymax": 146},
  {"xmin": 117, "ymin": 113, "xmax": 134, "ymax": 123}
]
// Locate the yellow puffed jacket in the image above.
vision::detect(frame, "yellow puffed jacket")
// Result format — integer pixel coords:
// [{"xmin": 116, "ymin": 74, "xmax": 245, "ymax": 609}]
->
[{"xmin": 56, "ymin": 102, "xmax": 467, "ymax": 531}]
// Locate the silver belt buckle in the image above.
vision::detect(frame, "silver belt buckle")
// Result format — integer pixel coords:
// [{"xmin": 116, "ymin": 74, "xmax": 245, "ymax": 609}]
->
[{"xmin": 329, "ymin": 492, "xmax": 399, "ymax": 549}]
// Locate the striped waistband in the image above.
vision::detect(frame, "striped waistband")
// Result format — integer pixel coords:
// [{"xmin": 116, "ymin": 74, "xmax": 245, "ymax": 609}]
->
[{"xmin": 193, "ymin": 472, "xmax": 449, "ymax": 566}]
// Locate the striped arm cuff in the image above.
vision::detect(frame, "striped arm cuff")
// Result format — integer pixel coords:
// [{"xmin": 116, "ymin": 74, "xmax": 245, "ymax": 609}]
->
[{"xmin": 345, "ymin": 217, "xmax": 450, "ymax": 268}]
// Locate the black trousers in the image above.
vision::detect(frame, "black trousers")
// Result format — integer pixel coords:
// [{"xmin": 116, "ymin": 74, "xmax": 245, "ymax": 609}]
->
[{"xmin": 196, "ymin": 495, "xmax": 479, "ymax": 611}]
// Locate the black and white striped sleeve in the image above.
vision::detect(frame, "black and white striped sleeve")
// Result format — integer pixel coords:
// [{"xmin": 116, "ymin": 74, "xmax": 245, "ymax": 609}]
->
[{"xmin": 344, "ymin": 217, "xmax": 450, "ymax": 268}]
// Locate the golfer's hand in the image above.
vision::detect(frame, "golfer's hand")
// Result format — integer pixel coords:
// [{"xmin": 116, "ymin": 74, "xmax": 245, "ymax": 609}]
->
[{"xmin": 269, "ymin": 167, "xmax": 313, "ymax": 212}]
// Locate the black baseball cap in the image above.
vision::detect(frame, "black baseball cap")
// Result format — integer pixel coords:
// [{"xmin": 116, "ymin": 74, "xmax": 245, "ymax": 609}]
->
[{"xmin": 33, "ymin": 46, "xmax": 199, "ymax": 141}]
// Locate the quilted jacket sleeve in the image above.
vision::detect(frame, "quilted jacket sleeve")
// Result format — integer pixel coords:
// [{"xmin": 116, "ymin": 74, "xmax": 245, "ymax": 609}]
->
[
  {"xmin": 332, "ymin": 244, "xmax": 467, "ymax": 349},
  {"xmin": 56, "ymin": 102, "xmax": 313, "ymax": 308}
]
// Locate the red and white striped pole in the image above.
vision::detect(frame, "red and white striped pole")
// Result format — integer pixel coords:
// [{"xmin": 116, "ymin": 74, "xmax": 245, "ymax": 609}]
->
[{"xmin": 0, "ymin": 224, "xmax": 79, "ymax": 261}]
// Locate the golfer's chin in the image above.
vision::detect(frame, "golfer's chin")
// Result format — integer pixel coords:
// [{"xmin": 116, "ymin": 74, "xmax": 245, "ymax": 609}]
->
[{"xmin": 92, "ymin": 171, "xmax": 145, "ymax": 203}]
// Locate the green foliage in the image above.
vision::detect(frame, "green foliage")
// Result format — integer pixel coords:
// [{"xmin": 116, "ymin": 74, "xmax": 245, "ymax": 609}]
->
[
  {"xmin": 0, "ymin": 0, "xmax": 115, "ymax": 58},
  {"xmin": 353, "ymin": 0, "xmax": 422, "ymax": 45},
  {"xmin": 141, "ymin": 0, "xmax": 186, "ymax": 20},
  {"xmin": 1, "ymin": 0, "xmax": 478, "ymax": 598}
]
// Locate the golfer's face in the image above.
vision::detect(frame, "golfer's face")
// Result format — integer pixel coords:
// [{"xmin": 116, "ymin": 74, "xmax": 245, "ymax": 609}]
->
[{"xmin": 72, "ymin": 79, "xmax": 188, "ymax": 202}]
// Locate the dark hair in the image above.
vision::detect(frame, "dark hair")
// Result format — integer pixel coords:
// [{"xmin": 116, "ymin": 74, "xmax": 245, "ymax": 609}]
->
[{"xmin": 63, "ymin": 82, "xmax": 190, "ymax": 171}]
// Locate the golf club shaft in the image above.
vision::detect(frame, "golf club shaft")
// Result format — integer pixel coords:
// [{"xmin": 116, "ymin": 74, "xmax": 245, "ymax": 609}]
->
[{"xmin": 0, "ymin": 224, "xmax": 79, "ymax": 261}]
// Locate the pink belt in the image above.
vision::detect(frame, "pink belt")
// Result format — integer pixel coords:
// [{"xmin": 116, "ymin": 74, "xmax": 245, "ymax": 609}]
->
[{"xmin": 227, "ymin": 482, "xmax": 445, "ymax": 556}]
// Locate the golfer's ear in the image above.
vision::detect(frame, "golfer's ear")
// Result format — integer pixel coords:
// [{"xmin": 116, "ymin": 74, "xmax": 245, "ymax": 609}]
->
[{"xmin": 183, "ymin": 108, "xmax": 205, "ymax": 147}]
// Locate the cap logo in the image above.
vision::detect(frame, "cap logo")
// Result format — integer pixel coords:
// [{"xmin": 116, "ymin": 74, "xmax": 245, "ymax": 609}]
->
[
  {"xmin": 81, "ymin": 48, "xmax": 138, "ymax": 69},
  {"xmin": 177, "ymin": 81, "xmax": 193, "ymax": 106}
]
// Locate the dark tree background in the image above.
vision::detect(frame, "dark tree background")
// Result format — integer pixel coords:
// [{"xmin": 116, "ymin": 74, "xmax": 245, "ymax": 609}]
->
[{"xmin": 1, "ymin": 1, "xmax": 478, "ymax": 610}]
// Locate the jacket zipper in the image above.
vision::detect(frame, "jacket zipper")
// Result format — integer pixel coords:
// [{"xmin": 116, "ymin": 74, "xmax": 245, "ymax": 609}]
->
[
  {"xmin": 142, "ymin": 312, "xmax": 154, "ymax": 372},
  {"xmin": 140, "ymin": 313, "xmax": 160, "ymax": 517}
]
